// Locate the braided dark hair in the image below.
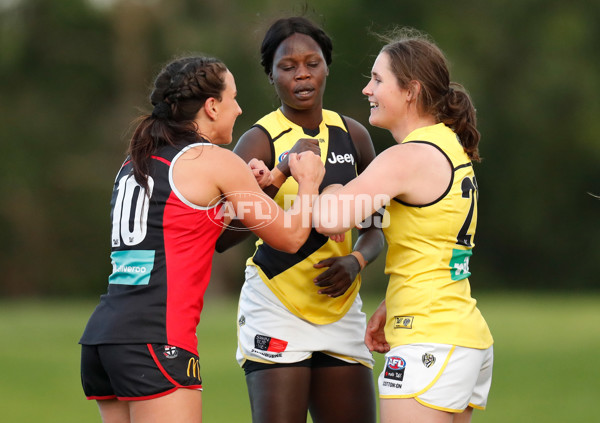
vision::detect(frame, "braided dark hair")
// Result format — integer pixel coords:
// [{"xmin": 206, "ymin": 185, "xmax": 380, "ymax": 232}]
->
[
  {"xmin": 380, "ymin": 28, "xmax": 481, "ymax": 161},
  {"xmin": 128, "ymin": 56, "xmax": 228, "ymax": 192}
]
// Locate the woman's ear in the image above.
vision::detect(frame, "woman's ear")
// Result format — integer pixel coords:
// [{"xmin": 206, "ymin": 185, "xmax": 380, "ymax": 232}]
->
[
  {"xmin": 204, "ymin": 97, "xmax": 218, "ymax": 120},
  {"xmin": 407, "ymin": 80, "xmax": 421, "ymax": 102},
  {"xmin": 268, "ymin": 72, "xmax": 274, "ymax": 85}
]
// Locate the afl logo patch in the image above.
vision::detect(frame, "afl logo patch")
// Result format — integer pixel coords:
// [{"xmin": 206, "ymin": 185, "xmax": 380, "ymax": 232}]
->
[
  {"xmin": 384, "ymin": 356, "xmax": 406, "ymax": 381},
  {"xmin": 422, "ymin": 353, "xmax": 436, "ymax": 368},
  {"xmin": 394, "ymin": 315, "xmax": 414, "ymax": 329},
  {"xmin": 278, "ymin": 151, "xmax": 289, "ymax": 162}
]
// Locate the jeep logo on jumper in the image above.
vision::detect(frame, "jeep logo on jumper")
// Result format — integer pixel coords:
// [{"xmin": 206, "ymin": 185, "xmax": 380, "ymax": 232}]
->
[{"xmin": 327, "ymin": 151, "xmax": 355, "ymax": 165}]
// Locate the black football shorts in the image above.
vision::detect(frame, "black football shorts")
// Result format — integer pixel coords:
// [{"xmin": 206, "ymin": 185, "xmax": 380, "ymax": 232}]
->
[{"xmin": 81, "ymin": 343, "xmax": 202, "ymax": 400}]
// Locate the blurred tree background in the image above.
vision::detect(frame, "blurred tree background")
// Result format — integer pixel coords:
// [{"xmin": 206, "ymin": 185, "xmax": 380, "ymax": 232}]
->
[{"xmin": 0, "ymin": 0, "xmax": 598, "ymax": 298}]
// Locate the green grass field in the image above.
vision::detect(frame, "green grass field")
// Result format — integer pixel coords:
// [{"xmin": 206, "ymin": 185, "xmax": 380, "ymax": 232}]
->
[{"xmin": 1, "ymin": 292, "xmax": 599, "ymax": 422}]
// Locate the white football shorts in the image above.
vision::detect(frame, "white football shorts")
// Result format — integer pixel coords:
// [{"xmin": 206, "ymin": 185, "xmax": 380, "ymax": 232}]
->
[
  {"xmin": 378, "ymin": 343, "xmax": 493, "ymax": 412},
  {"xmin": 236, "ymin": 265, "xmax": 375, "ymax": 368}
]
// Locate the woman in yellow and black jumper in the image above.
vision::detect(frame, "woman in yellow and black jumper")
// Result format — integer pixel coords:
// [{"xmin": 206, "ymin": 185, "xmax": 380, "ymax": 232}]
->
[
  {"xmin": 313, "ymin": 28, "xmax": 493, "ymax": 423},
  {"xmin": 216, "ymin": 16, "xmax": 383, "ymax": 423}
]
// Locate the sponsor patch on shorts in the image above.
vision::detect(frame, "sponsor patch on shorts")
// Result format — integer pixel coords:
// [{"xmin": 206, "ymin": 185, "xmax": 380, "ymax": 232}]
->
[
  {"xmin": 384, "ymin": 356, "xmax": 406, "ymax": 381},
  {"xmin": 254, "ymin": 334, "xmax": 288, "ymax": 353}
]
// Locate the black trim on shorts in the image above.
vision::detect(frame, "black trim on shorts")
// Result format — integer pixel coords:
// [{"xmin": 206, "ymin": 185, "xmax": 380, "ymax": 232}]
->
[{"xmin": 242, "ymin": 351, "xmax": 360, "ymax": 375}]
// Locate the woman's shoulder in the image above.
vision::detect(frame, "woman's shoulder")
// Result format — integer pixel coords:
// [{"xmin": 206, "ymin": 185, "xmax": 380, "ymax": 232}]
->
[
  {"xmin": 342, "ymin": 115, "xmax": 369, "ymax": 137},
  {"xmin": 238, "ymin": 125, "xmax": 270, "ymax": 144},
  {"xmin": 334, "ymin": 113, "xmax": 374, "ymax": 170},
  {"xmin": 180, "ymin": 143, "xmax": 244, "ymax": 167}
]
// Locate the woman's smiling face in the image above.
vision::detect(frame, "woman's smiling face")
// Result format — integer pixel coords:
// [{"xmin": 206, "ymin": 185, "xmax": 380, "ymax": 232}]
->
[{"xmin": 362, "ymin": 51, "xmax": 409, "ymax": 131}]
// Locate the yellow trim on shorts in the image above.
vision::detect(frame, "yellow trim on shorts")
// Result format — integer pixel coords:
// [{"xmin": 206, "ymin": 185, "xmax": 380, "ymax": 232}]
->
[
  {"xmin": 414, "ymin": 397, "xmax": 463, "ymax": 413},
  {"xmin": 415, "ymin": 398, "xmax": 485, "ymax": 413},
  {"xmin": 237, "ymin": 350, "xmax": 374, "ymax": 369},
  {"xmin": 237, "ymin": 333, "xmax": 295, "ymax": 365},
  {"xmin": 324, "ymin": 351, "xmax": 374, "ymax": 369},
  {"xmin": 238, "ymin": 352, "xmax": 276, "ymax": 365},
  {"xmin": 380, "ymin": 345, "xmax": 456, "ymax": 399}
]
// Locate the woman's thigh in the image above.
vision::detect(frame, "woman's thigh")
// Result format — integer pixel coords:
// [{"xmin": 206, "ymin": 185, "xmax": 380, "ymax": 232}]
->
[
  {"xmin": 245, "ymin": 366, "xmax": 311, "ymax": 423},
  {"xmin": 130, "ymin": 388, "xmax": 202, "ymax": 423},
  {"xmin": 380, "ymin": 398, "xmax": 454, "ymax": 423},
  {"xmin": 309, "ymin": 363, "xmax": 376, "ymax": 423}
]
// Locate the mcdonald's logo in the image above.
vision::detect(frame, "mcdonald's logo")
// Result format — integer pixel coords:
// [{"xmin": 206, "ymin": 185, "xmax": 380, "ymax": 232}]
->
[{"xmin": 187, "ymin": 357, "xmax": 201, "ymax": 379}]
